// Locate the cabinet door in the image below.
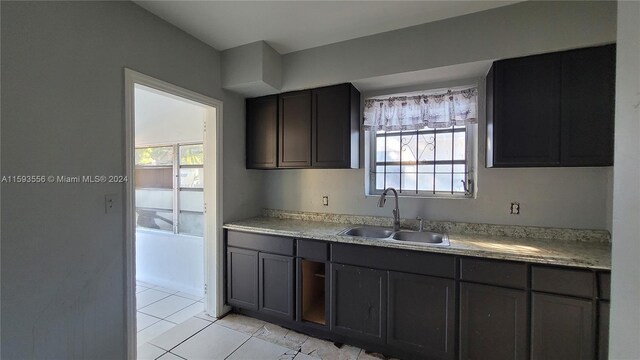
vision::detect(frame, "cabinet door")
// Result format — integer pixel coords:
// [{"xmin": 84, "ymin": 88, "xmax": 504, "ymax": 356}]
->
[
  {"xmin": 246, "ymin": 95, "xmax": 278, "ymax": 169},
  {"xmin": 279, "ymin": 90, "xmax": 311, "ymax": 168},
  {"xmin": 388, "ymin": 272, "xmax": 455, "ymax": 359},
  {"xmin": 330, "ymin": 263, "xmax": 387, "ymax": 344},
  {"xmin": 561, "ymin": 45, "xmax": 615, "ymax": 166},
  {"xmin": 598, "ymin": 301, "xmax": 609, "ymax": 360},
  {"xmin": 311, "ymin": 84, "xmax": 359, "ymax": 168},
  {"xmin": 460, "ymin": 283, "xmax": 527, "ymax": 360},
  {"xmin": 227, "ymin": 247, "xmax": 258, "ymax": 310},
  {"xmin": 531, "ymin": 293, "xmax": 594, "ymax": 360},
  {"xmin": 492, "ymin": 52, "xmax": 561, "ymax": 166},
  {"xmin": 259, "ymin": 253, "xmax": 294, "ymax": 320}
]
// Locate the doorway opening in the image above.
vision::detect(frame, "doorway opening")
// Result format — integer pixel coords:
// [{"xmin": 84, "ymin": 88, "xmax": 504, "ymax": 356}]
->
[{"xmin": 124, "ymin": 69, "xmax": 224, "ymax": 359}]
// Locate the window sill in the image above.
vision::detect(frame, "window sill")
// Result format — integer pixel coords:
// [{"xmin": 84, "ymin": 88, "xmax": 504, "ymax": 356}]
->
[{"xmin": 365, "ymin": 192, "xmax": 475, "ymax": 200}]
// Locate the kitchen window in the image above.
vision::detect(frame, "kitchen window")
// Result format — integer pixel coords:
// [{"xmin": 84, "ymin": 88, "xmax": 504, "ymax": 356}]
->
[
  {"xmin": 135, "ymin": 143, "xmax": 204, "ymax": 236},
  {"xmin": 365, "ymin": 86, "xmax": 477, "ymax": 198}
]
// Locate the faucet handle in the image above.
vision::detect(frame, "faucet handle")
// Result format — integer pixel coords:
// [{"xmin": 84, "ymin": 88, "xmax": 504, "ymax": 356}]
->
[{"xmin": 416, "ymin": 217, "xmax": 424, "ymax": 232}]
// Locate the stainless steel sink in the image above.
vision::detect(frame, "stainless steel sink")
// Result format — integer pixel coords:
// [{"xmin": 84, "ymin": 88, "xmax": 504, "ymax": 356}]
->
[
  {"xmin": 338, "ymin": 226, "xmax": 449, "ymax": 246},
  {"xmin": 391, "ymin": 231, "xmax": 449, "ymax": 245},
  {"xmin": 338, "ymin": 226, "xmax": 395, "ymax": 238}
]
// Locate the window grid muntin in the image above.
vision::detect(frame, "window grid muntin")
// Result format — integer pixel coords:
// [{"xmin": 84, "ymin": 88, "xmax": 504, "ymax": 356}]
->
[{"xmin": 371, "ymin": 125, "xmax": 471, "ymax": 197}]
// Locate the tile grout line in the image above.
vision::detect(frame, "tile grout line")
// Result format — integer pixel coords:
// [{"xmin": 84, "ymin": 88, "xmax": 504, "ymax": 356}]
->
[
  {"xmin": 162, "ymin": 320, "xmax": 215, "ymax": 354},
  {"xmin": 139, "ymin": 342, "xmax": 169, "ymax": 360},
  {"xmin": 214, "ymin": 318, "xmax": 266, "ymax": 334},
  {"xmin": 139, "ymin": 297, "xmax": 199, "ymax": 322},
  {"xmin": 222, "ymin": 335, "xmax": 253, "ymax": 360},
  {"xmin": 143, "ymin": 282, "xmax": 204, "ymax": 299},
  {"xmin": 136, "ymin": 312, "xmax": 165, "ymax": 332},
  {"xmin": 135, "ymin": 284, "xmax": 215, "ymax": 359},
  {"xmin": 163, "ymin": 352, "xmax": 187, "ymax": 360},
  {"xmin": 137, "ymin": 292, "xmax": 174, "ymax": 311},
  {"xmin": 172, "ymin": 293, "xmax": 204, "ymax": 302},
  {"xmin": 194, "ymin": 313, "xmax": 218, "ymax": 322},
  {"xmin": 138, "ymin": 295, "xmax": 197, "ymax": 318}
]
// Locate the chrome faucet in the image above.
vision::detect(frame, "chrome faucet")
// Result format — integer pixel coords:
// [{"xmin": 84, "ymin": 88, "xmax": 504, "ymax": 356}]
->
[{"xmin": 378, "ymin": 187, "xmax": 400, "ymax": 232}]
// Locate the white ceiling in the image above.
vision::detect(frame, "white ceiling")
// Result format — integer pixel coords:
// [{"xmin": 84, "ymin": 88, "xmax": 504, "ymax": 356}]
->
[{"xmin": 134, "ymin": 1, "xmax": 521, "ymax": 54}]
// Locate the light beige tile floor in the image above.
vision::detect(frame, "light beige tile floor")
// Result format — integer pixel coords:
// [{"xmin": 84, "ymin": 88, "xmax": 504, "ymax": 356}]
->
[{"xmin": 136, "ymin": 282, "xmax": 397, "ymax": 360}]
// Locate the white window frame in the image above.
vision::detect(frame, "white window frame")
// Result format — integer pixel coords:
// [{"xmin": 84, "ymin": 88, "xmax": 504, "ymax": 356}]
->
[
  {"xmin": 366, "ymin": 118, "xmax": 477, "ymax": 199},
  {"xmin": 135, "ymin": 141, "xmax": 205, "ymax": 236}
]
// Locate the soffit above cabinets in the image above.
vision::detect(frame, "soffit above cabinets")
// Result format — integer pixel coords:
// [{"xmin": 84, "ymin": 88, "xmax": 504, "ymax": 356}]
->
[{"xmin": 352, "ymin": 60, "xmax": 494, "ymax": 93}]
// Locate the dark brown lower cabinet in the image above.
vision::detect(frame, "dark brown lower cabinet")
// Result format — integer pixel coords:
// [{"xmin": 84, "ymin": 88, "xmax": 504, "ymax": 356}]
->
[
  {"xmin": 387, "ymin": 272, "xmax": 455, "ymax": 360},
  {"xmin": 259, "ymin": 253, "xmax": 294, "ymax": 320},
  {"xmin": 598, "ymin": 301, "xmax": 609, "ymax": 360},
  {"xmin": 227, "ymin": 247, "xmax": 258, "ymax": 310},
  {"xmin": 531, "ymin": 293, "xmax": 594, "ymax": 360},
  {"xmin": 226, "ymin": 232, "xmax": 609, "ymax": 360},
  {"xmin": 460, "ymin": 282, "xmax": 527, "ymax": 360},
  {"xmin": 330, "ymin": 263, "xmax": 387, "ymax": 344}
]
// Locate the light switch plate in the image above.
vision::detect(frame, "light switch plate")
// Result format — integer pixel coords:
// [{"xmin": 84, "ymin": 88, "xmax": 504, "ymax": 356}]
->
[{"xmin": 322, "ymin": 195, "xmax": 329, "ymax": 206}]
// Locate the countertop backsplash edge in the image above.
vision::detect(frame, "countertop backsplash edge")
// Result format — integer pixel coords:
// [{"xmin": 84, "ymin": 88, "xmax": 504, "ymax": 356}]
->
[{"xmin": 261, "ymin": 208, "xmax": 611, "ymax": 243}]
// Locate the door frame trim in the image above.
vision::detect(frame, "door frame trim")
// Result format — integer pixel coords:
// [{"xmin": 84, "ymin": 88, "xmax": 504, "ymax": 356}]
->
[{"xmin": 123, "ymin": 68, "xmax": 224, "ymax": 360}]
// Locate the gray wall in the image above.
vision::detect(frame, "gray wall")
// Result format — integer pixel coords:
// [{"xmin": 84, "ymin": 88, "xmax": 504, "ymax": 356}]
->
[
  {"xmin": 0, "ymin": 1, "xmax": 261, "ymax": 358},
  {"xmin": 610, "ymin": 1, "xmax": 640, "ymax": 358},
  {"xmin": 264, "ymin": 0, "xmax": 616, "ymax": 231},
  {"xmin": 281, "ymin": 1, "xmax": 617, "ymax": 91}
]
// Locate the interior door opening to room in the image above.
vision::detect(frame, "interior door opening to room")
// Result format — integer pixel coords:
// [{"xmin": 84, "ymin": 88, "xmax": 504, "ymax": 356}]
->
[{"xmin": 124, "ymin": 69, "xmax": 223, "ymax": 358}]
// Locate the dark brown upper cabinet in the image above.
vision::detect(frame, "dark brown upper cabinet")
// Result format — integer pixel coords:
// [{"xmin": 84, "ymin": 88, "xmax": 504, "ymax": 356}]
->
[
  {"xmin": 487, "ymin": 44, "xmax": 615, "ymax": 167},
  {"xmin": 246, "ymin": 83, "xmax": 360, "ymax": 169},
  {"xmin": 246, "ymin": 95, "xmax": 278, "ymax": 169},
  {"xmin": 279, "ymin": 90, "xmax": 312, "ymax": 168},
  {"xmin": 560, "ymin": 45, "xmax": 616, "ymax": 166},
  {"xmin": 311, "ymin": 84, "xmax": 360, "ymax": 168},
  {"xmin": 488, "ymin": 52, "xmax": 562, "ymax": 167}
]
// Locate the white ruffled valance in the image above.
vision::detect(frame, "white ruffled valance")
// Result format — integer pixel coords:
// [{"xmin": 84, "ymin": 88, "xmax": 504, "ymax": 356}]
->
[{"xmin": 363, "ymin": 87, "xmax": 478, "ymax": 131}]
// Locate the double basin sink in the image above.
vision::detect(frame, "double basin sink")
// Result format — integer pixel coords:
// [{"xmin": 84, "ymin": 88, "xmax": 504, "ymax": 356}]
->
[{"xmin": 338, "ymin": 226, "xmax": 449, "ymax": 246}]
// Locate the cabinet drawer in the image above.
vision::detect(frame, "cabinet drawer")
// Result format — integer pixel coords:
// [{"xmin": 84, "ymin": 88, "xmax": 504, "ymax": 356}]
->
[
  {"xmin": 297, "ymin": 239, "xmax": 328, "ymax": 261},
  {"xmin": 598, "ymin": 272, "xmax": 611, "ymax": 300},
  {"xmin": 331, "ymin": 243, "xmax": 455, "ymax": 278},
  {"xmin": 460, "ymin": 257, "xmax": 528, "ymax": 288},
  {"xmin": 532, "ymin": 266, "xmax": 594, "ymax": 298},
  {"xmin": 227, "ymin": 230, "xmax": 294, "ymax": 256}
]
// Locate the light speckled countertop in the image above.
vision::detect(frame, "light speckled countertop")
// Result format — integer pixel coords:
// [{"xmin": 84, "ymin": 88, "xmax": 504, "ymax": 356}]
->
[{"xmin": 223, "ymin": 215, "xmax": 611, "ymax": 270}]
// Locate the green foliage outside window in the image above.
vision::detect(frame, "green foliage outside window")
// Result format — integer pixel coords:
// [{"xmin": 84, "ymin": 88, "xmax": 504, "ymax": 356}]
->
[
  {"xmin": 135, "ymin": 146, "xmax": 173, "ymax": 166},
  {"xmin": 179, "ymin": 144, "xmax": 204, "ymax": 165}
]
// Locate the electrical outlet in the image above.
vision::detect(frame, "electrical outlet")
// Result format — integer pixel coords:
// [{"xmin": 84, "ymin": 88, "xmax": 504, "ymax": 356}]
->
[
  {"xmin": 510, "ymin": 202, "xmax": 520, "ymax": 215},
  {"xmin": 105, "ymin": 194, "xmax": 120, "ymax": 214},
  {"xmin": 322, "ymin": 195, "xmax": 329, "ymax": 206}
]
